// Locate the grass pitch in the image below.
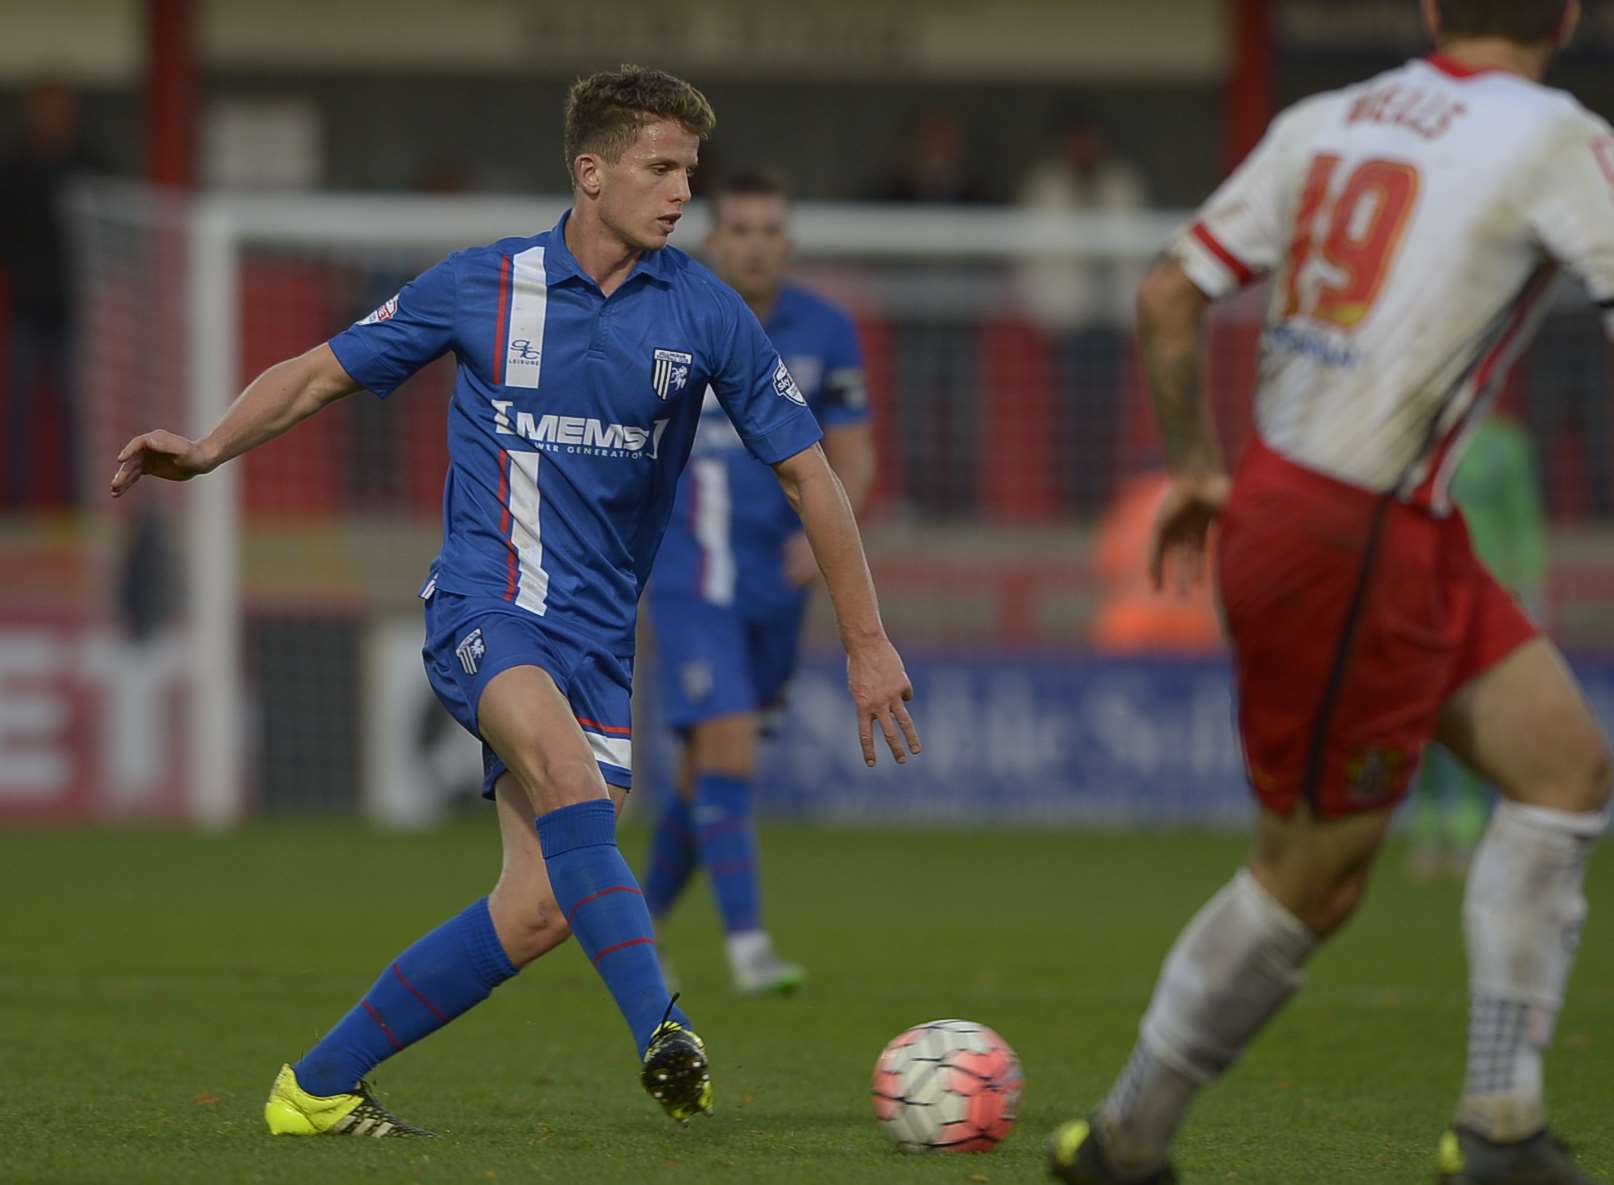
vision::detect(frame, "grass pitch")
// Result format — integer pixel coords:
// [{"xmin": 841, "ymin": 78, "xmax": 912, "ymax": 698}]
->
[{"xmin": 3, "ymin": 819, "xmax": 1611, "ymax": 1185}]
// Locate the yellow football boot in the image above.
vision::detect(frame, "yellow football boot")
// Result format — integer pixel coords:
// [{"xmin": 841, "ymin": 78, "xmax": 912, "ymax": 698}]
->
[
  {"xmin": 1436, "ymin": 1126, "xmax": 1602, "ymax": 1184},
  {"xmin": 640, "ymin": 1018, "xmax": 714, "ymax": 1123},
  {"xmin": 264, "ymin": 1063, "xmax": 433, "ymax": 1138},
  {"xmin": 1047, "ymin": 1116, "xmax": 1179, "ymax": 1184}
]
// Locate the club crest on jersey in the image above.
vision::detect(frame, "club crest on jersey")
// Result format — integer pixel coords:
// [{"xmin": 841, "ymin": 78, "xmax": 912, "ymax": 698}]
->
[
  {"xmin": 455, "ymin": 628, "xmax": 486, "ymax": 676},
  {"xmin": 773, "ymin": 360, "xmax": 806, "ymax": 405},
  {"xmin": 651, "ymin": 349, "xmax": 694, "ymax": 400},
  {"xmin": 358, "ymin": 294, "xmax": 399, "ymax": 325}
]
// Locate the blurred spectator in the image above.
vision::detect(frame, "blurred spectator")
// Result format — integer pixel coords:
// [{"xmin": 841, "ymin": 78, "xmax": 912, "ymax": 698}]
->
[
  {"xmin": 870, "ymin": 113, "xmax": 992, "ymax": 204},
  {"xmin": 413, "ymin": 155, "xmax": 474, "ymax": 195},
  {"xmin": 1017, "ymin": 105, "xmax": 1148, "ymax": 328},
  {"xmin": 870, "ymin": 113, "xmax": 991, "ymax": 517},
  {"xmin": 1089, "ymin": 470, "xmax": 1222, "ymax": 653},
  {"xmin": 0, "ymin": 81, "xmax": 99, "ymax": 509},
  {"xmin": 1016, "ymin": 107, "xmax": 1149, "ymax": 513}
]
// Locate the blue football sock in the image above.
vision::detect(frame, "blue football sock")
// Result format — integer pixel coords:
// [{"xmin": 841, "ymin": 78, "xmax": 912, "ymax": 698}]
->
[
  {"xmin": 694, "ymin": 772, "xmax": 761, "ymax": 934},
  {"xmin": 293, "ymin": 896, "xmax": 517, "ymax": 1097},
  {"xmin": 644, "ymin": 796, "xmax": 698, "ymax": 920},
  {"xmin": 537, "ymin": 799, "xmax": 689, "ymax": 1054}
]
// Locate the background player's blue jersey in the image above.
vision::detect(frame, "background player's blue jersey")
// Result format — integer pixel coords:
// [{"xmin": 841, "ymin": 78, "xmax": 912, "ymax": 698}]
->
[
  {"xmin": 652, "ymin": 284, "xmax": 869, "ymax": 612},
  {"xmin": 327, "ymin": 212, "xmax": 823, "ymax": 659}
]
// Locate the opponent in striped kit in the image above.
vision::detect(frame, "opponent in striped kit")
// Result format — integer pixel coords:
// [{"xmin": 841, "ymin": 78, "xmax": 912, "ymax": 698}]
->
[
  {"xmin": 643, "ymin": 172, "xmax": 875, "ymax": 995},
  {"xmin": 1049, "ymin": 4, "xmax": 1614, "ymax": 1184},
  {"xmin": 110, "ymin": 66, "xmax": 920, "ymax": 1138}
]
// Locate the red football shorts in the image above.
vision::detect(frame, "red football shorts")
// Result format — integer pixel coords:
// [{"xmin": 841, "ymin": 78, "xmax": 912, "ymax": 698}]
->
[{"xmin": 1217, "ymin": 438, "xmax": 1539, "ymax": 818}]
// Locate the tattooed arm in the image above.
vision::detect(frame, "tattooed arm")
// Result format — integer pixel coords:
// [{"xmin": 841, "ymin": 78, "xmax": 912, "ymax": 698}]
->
[
  {"xmin": 1135, "ymin": 256, "xmax": 1231, "ymax": 591},
  {"xmin": 1138, "ymin": 256, "xmax": 1220, "ymax": 476}
]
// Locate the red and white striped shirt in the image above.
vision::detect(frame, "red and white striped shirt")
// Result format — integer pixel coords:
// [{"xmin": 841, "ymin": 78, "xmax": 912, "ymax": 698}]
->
[{"xmin": 1174, "ymin": 55, "xmax": 1614, "ymax": 512}]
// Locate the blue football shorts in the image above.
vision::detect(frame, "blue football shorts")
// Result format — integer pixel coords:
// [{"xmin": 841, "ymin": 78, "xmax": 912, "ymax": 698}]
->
[
  {"xmin": 648, "ymin": 591, "xmax": 809, "ymax": 734},
  {"xmin": 422, "ymin": 589, "xmax": 634, "ymax": 796}
]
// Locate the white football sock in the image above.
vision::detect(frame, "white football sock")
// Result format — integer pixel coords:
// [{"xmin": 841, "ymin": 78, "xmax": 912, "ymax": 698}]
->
[
  {"xmin": 1101, "ymin": 868, "xmax": 1317, "ymax": 1175},
  {"xmin": 1458, "ymin": 800, "xmax": 1605, "ymax": 1142},
  {"xmin": 726, "ymin": 929, "xmax": 773, "ymax": 973}
]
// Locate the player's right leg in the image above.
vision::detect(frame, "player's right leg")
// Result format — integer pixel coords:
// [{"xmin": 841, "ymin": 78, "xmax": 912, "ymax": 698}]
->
[
  {"xmin": 1429, "ymin": 637, "xmax": 1609, "ymax": 1184},
  {"xmin": 1053, "ymin": 443, "xmax": 1431, "ymax": 1183},
  {"xmin": 477, "ymin": 663, "xmax": 712, "ymax": 1121},
  {"xmin": 1049, "ymin": 802, "xmax": 1393, "ymax": 1184}
]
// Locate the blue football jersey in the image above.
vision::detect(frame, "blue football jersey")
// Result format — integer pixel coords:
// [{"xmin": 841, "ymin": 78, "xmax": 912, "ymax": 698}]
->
[
  {"xmin": 327, "ymin": 212, "xmax": 823, "ymax": 657},
  {"xmin": 652, "ymin": 284, "xmax": 869, "ymax": 611}
]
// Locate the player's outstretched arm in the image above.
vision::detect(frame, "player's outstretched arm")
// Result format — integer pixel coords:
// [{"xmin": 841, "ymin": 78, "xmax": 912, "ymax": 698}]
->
[
  {"xmin": 773, "ymin": 443, "xmax": 920, "ymax": 767},
  {"xmin": 1137, "ymin": 259, "xmax": 1230, "ymax": 593},
  {"xmin": 111, "ymin": 343, "xmax": 362, "ymax": 497}
]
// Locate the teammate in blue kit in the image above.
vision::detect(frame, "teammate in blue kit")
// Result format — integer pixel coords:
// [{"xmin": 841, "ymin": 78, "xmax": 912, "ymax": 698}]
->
[
  {"xmin": 109, "ymin": 66, "xmax": 920, "ymax": 1137},
  {"xmin": 642, "ymin": 172, "xmax": 875, "ymax": 994}
]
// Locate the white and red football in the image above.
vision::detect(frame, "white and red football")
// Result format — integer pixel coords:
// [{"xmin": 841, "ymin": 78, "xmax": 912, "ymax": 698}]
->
[{"xmin": 870, "ymin": 1018, "xmax": 1023, "ymax": 1152}]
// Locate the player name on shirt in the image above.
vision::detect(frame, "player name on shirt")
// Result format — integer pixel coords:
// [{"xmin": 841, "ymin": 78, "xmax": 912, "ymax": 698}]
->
[{"xmin": 1346, "ymin": 83, "xmax": 1467, "ymax": 140}]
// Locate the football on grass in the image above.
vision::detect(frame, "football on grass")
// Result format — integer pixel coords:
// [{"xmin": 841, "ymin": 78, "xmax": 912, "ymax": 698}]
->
[{"xmin": 870, "ymin": 1018, "xmax": 1023, "ymax": 1152}]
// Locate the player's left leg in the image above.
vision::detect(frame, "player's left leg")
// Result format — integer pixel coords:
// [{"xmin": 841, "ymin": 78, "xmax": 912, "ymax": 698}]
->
[
  {"xmin": 479, "ymin": 660, "xmax": 713, "ymax": 1121},
  {"xmin": 1431, "ymin": 637, "xmax": 1609, "ymax": 1183},
  {"xmin": 686, "ymin": 708, "xmax": 803, "ymax": 993},
  {"xmin": 642, "ymin": 741, "xmax": 700, "ymax": 923},
  {"xmin": 640, "ymin": 595, "xmax": 749, "ymax": 927},
  {"xmin": 688, "ymin": 601, "xmax": 812, "ymax": 993},
  {"xmin": 478, "ymin": 664, "xmax": 681, "ymax": 1045}
]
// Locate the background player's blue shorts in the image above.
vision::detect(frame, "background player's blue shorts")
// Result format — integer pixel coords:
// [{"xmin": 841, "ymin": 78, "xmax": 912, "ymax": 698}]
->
[
  {"xmin": 422, "ymin": 589, "xmax": 634, "ymax": 796},
  {"xmin": 649, "ymin": 591, "xmax": 809, "ymax": 733}
]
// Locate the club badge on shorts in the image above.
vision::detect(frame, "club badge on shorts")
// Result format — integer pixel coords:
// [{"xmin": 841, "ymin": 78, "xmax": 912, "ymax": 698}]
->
[
  {"xmin": 680, "ymin": 659, "xmax": 714, "ymax": 704},
  {"xmin": 455, "ymin": 628, "xmax": 486, "ymax": 676},
  {"xmin": 651, "ymin": 349, "xmax": 694, "ymax": 400}
]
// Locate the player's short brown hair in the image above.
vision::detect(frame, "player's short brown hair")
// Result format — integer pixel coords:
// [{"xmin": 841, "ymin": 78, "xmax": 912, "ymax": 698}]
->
[
  {"xmin": 1435, "ymin": 0, "xmax": 1569, "ymax": 43},
  {"xmin": 563, "ymin": 65, "xmax": 716, "ymax": 186},
  {"xmin": 709, "ymin": 169, "xmax": 790, "ymax": 219}
]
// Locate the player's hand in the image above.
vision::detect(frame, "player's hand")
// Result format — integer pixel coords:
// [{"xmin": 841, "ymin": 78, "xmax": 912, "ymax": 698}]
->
[
  {"xmin": 110, "ymin": 431, "xmax": 216, "ymax": 497},
  {"xmin": 847, "ymin": 636, "xmax": 920, "ymax": 767},
  {"xmin": 1148, "ymin": 471, "xmax": 1231, "ymax": 594},
  {"xmin": 783, "ymin": 531, "xmax": 819, "ymax": 587}
]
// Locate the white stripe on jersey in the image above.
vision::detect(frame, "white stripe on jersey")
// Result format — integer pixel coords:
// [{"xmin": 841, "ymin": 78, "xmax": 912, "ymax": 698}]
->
[
  {"xmin": 581, "ymin": 728, "xmax": 633, "ymax": 771},
  {"xmin": 508, "ymin": 451, "xmax": 548, "ymax": 615},
  {"xmin": 505, "ymin": 246, "xmax": 547, "ymax": 390},
  {"xmin": 692, "ymin": 457, "xmax": 736, "ymax": 606}
]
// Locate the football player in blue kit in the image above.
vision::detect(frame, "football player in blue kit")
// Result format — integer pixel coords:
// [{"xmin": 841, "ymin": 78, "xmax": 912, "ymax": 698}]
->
[
  {"xmin": 642, "ymin": 172, "xmax": 876, "ymax": 994},
  {"xmin": 110, "ymin": 66, "xmax": 920, "ymax": 1137}
]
